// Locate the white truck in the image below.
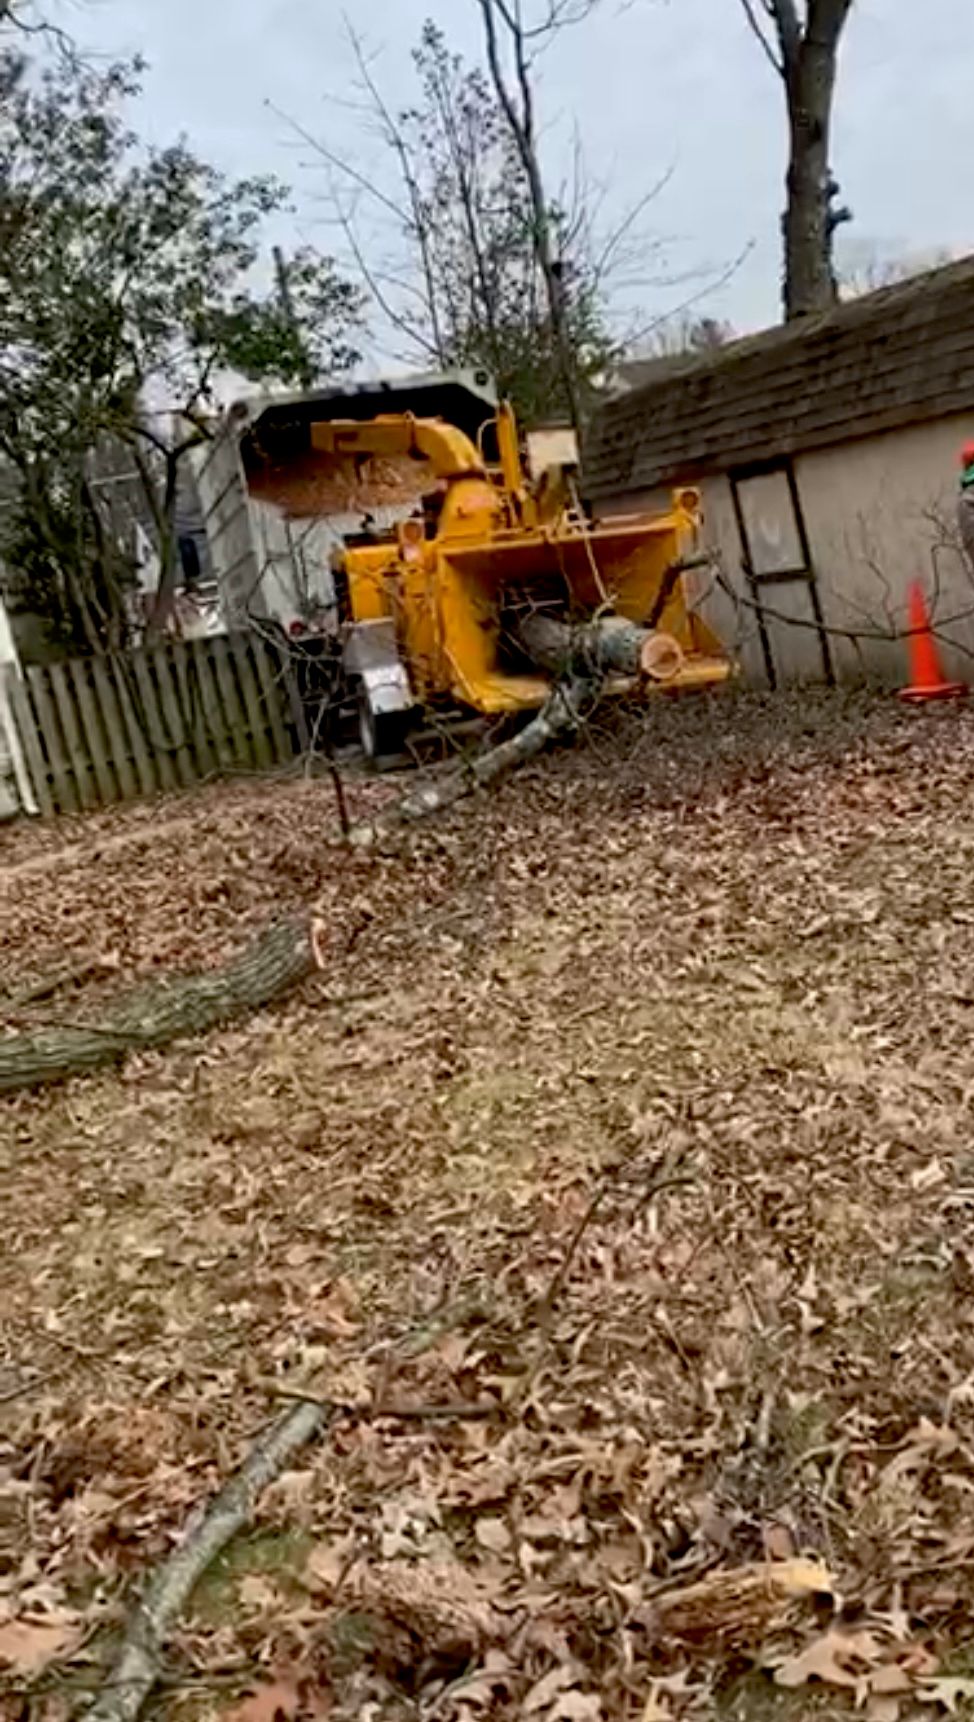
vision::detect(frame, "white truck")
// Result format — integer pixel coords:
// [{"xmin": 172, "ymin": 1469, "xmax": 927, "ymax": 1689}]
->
[{"xmin": 190, "ymin": 368, "xmax": 499, "ymax": 640}]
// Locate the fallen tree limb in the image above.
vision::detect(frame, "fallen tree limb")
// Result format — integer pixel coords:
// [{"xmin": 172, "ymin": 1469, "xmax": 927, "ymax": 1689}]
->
[
  {"xmin": 268, "ymin": 1389, "xmax": 503, "ymax": 1423},
  {"xmin": 1, "ymin": 955, "xmax": 107, "ymax": 1014},
  {"xmin": 84, "ymin": 1369, "xmax": 502, "ymax": 1720},
  {"xmin": 82, "ymin": 1398, "xmax": 332, "ymax": 1722},
  {"xmin": 1, "ymin": 681, "xmax": 597, "ymax": 1095},
  {"xmin": 0, "ymin": 920, "xmax": 314, "ymax": 1095},
  {"xmin": 349, "ymin": 674, "xmax": 599, "ymax": 846}
]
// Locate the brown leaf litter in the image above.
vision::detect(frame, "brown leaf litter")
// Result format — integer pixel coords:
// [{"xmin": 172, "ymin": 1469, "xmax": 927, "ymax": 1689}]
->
[{"xmin": 6, "ymin": 692, "xmax": 974, "ymax": 1718}]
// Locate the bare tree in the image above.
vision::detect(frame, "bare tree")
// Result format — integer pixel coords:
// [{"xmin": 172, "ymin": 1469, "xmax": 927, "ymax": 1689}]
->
[
  {"xmin": 838, "ymin": 244, "xmax": 953, "ymax": 302},
  {"xmin": 288, "ymin": 7, "xmax": 728, "ymax": 425},
  {"xmin": 738, "ymin": 0, "xmax": 854, "ymax": 320},
  {"xmin": 647, "ymin": 314, "xmax": 736, "ymax": 359},
  {"xmin": 282, "ymin": 13, "xmax": 635, "ymax": 429},
  {"xmin": 0, "ymin": 0, "xmax": 75, "ymax": 50},
  {"xmin": 475, "ymin": 0, "xmax": 600, "ymax": 433}
]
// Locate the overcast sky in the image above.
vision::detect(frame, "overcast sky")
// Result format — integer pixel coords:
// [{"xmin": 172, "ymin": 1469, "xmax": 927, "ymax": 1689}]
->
[{"xmin": 70, "ymin": 0, "xmax": 974, "ymax": 363}]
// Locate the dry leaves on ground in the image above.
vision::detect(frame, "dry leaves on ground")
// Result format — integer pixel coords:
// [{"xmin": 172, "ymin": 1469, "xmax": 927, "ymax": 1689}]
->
[
  {"xmin": 0, "ymin": 1611, "xmax": 81, "ymax": 1677},
  {"xmin": 5, "ymin": 693, "xmax": 974, "ymax": 1718}
]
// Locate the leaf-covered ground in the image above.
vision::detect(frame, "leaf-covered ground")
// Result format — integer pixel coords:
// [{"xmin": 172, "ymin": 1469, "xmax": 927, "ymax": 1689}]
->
[{"xmin": 4, "ymin": 691, "xmax": 974, "ymax": 1722}]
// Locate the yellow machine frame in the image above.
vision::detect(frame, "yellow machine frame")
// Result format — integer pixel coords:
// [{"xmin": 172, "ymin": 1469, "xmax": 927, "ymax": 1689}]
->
[{"xmin": 314, "ymin": 406, "xmax": 729, "ymax": 717}]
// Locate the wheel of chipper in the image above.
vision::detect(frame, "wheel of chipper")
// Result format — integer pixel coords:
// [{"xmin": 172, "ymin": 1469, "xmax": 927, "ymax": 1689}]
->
[{"xmin": 357, "ymin": 685, "xmax": 410, "ymax": 766}]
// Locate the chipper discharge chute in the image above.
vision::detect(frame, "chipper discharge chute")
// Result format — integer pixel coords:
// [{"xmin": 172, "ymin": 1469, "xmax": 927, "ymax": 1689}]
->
[{"xmin": 314, "ymin": 403, "xmax": 731, "ymax": 758}]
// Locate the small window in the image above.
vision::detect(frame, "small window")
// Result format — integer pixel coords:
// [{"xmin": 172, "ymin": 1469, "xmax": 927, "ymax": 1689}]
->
[{"xmin": 736, "ymin": 469, "xmax": 805, "ymax": 576}]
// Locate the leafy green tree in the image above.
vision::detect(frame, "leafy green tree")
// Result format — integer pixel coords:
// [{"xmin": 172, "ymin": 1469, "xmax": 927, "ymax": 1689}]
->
[{"xmin": 0, "ymin": 44, "xmax": 362, "ymax": 652}]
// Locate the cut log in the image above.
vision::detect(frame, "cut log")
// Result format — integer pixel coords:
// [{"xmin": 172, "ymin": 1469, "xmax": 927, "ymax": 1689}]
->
[
  {"xmin": 514, "ymin": 612, "xmax": 683, "ymax": 682},
  {"xmin": 0, "ymin": 920, "xmax": 314, "ymax": 1095}
]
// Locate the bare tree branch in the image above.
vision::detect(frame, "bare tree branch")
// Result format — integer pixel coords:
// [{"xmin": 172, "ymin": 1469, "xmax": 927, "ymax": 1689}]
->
[
  {"xmin": 495, "ymin": 0, "xmax": 601, "ymax": 43},
  {"xmin": 591, "ymin": 167, "xmax": 676, "ymax": 288},
  {"xmin": 326, "ymin": 180, "xmax": 441, "ymax": 362},
  {"xmin": 767, "ymin": 0, "xmax": 802, "ymax": 68},
  {"xmin": 343, "ymin": 17, "xmax": 447, "ymax": 363},
  {"xmin": 265, "ymin": 100, "xmax": 410, "ymax": 231},
  {"xmin": 424, "ymin": 29, "xmax": 505, "ymax": 381},
  {"xmin": 281, "ymin": 7, "xmax": 656, "ymax": 422},
  {"xmin": 477, "ymin": 0, "xmax": 583, "ymax": 431},
  {"xmin": 737, "ymin": 0, "xmax": 786, "ymax": 75},
  {"xmin": 0, "ymin": 0, "xmax": 76, "ymax": 57},
  {"xmin": 266, "ymin": 102, "xmax": 442, "ymax": 363},
  {"xmin": 624, "ymin": 242, "xmax": 754, "ymax": 346}
]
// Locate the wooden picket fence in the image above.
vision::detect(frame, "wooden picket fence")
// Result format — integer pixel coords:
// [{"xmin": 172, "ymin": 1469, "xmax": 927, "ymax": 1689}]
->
[{"xmin": 7, "ymin": 632, "xmax": 299, "ymax": 816}]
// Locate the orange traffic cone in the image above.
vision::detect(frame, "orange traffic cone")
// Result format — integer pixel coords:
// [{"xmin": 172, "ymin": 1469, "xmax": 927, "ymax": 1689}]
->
[{"xmin": 898, "ymin": 580, "xmax": 967, "ymax": 702}]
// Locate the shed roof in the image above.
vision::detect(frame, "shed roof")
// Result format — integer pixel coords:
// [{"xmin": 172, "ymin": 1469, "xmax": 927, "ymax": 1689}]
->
[{"xmin": 585, "ymin": 256, "xmax": 974, "ymax": 498}]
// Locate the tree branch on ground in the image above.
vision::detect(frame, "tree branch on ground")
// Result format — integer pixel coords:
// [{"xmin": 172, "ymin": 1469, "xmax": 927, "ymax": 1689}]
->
[
  {"xmin": 348, "ymin": 673, "xmax": 600, "ymax": 847},
  {"xmin": 84, "ymin": 1398, "xmax": 334, "ymax": 1722},
  {"xmin": 84, "ymin": 1111, "xmax": 683, "ymax": 1722},
  {"xmin": 0, "ymin": 668, "xmax": 609, "ymax": 1093}
]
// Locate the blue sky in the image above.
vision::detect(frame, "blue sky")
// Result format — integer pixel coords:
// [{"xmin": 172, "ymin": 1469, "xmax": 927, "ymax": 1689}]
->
[{"xmin": 71, "ymin": 0, "xmax": 974, "ymax": 357}]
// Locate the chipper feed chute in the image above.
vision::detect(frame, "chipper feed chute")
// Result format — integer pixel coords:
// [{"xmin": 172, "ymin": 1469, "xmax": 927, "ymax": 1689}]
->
[
  {"xmin": 314, "ymin": 409, "xmax": 731, "ymax": 755},
  {"xmin": 428, "ymin": 503, "xmax": 729, "ymax": 714}
]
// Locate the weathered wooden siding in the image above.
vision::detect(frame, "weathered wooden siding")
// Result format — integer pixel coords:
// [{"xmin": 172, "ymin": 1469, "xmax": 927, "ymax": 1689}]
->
[{"xmin": 8, "ymin": 632, "xmax": 297, "ymax": 817}]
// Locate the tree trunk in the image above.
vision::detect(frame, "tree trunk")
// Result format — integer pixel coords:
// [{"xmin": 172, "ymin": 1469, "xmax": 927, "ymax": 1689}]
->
[
  {"xmin": 80, "ymin": 472, "xmax": 131, "ymax": 652},
  {"xmin": 0, "ymin": 921, "xmax": 314, "ymax": 1095},
  {"xmin": 738, "ymin": 0, "xmax": 853, "ymax": 320},
  {"xmin": 782, "ymin": 37, "xmax": 840, "ymax": 319},
  {"xmin": 477, "ymin": 0, "xmax": 583, "ymax": 435},
  {"xmin": 146, "ymin": 450, "xmax": 181, "ymax": 637}
]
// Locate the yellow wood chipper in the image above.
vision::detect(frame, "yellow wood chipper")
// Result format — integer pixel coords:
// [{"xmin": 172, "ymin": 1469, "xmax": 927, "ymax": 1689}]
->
[{"xmin": 309, "ymin": 401, "xmax": 730, "ymax": 758}]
